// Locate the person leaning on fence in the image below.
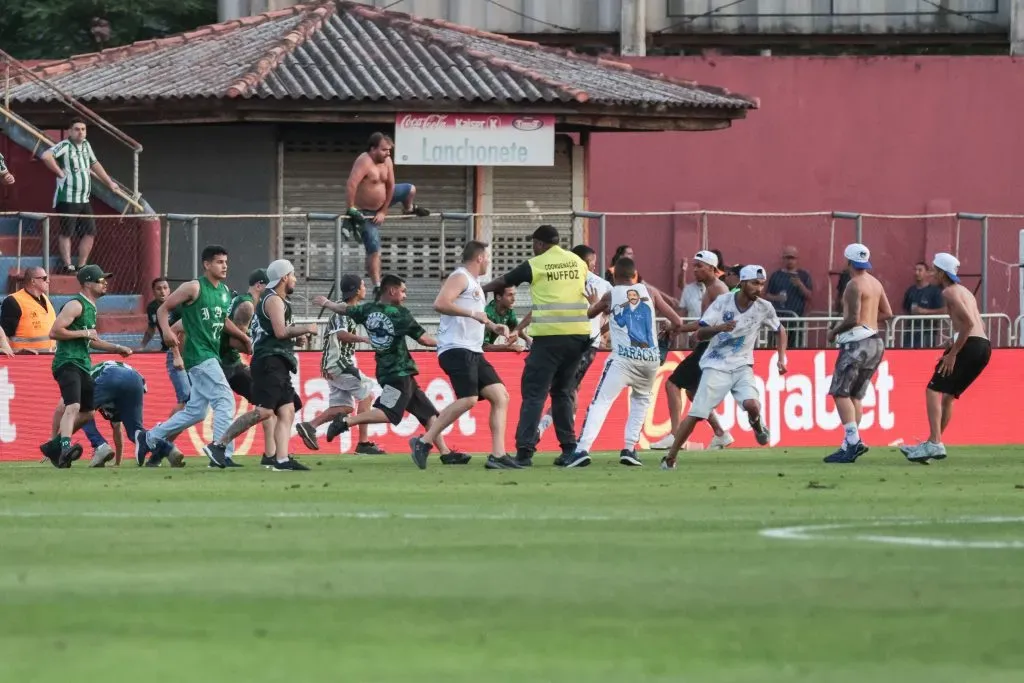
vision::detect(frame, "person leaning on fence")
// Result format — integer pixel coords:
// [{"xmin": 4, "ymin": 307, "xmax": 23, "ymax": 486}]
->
[
  {"xmin": 482, "ymin": 224, "xmax": 591, "ymax": 468},
  {"xmin": 0, "ymin": 151, "xmax": 15, "ymax": 185},
  {"xmin": 901, "ymin": 261, "xmax": 945, "ymax": 348},
  {"xmin": 0, "ymin": 266, "xmax": 53, "ymax": 355},
  {"xmin": 40, "ymin": 118, "xmax": 119, "ymax": 274}
]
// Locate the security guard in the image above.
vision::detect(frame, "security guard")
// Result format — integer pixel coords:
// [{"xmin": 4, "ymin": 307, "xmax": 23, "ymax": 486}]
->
[
  {"xmin": 1, "ymin": 266, "xmax": 55, "ymax": 354},
  {"xmin": 483, "ymin": 225, "xmax": 590, "ymax": 467}
]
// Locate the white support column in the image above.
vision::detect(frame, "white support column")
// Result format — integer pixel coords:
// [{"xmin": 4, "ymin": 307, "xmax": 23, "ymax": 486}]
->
[
  {"xmin": 571, "ymin": 140, "xmax": 586, "ymax": 245},
  {"xmin": 620, "ymin": 0, "xmax": 647, "ymax": 56},
  {"xmin": 1013, "ymin": 0, "xmax": 1024, "ymax": 56}
]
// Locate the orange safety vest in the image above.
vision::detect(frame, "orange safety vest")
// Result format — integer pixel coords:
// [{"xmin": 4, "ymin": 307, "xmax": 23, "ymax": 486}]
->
[{"xmin": 9, "ymin": 288, "xmax": 55, "ymax": 352}]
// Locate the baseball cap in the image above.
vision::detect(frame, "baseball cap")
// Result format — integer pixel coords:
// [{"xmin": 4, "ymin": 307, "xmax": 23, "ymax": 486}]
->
[
  {"xmin": 694, "ymin": 250, "xmax": 720, "ymax": 269},
  {"xmin": 265, "ymin": 259, "xmax": 295, "ymax": 289},
  {"xmin": 77, "ymin": 264, "xmax": 112, "ymax": 284},
  {"xmin": 340, "ymin": 274, "xmax": 363, "ymax": 301},
  {"xmin": 933, "ymin": 252, "xmax": 961, "ymax": 283},
  {"xmin": 739, "ymin": 264, "xmax": 767, "ymax": 282},
  {"xmin": 248, "ymin": 268, "xmax": 269, "ymax": 286},
  {"xmin": 531, "ymin": 225, "xmax": 560, "ymax": 245},
  {"xmin": 843, "ymin": 243, "xmax": 872, "ymax": 270}
]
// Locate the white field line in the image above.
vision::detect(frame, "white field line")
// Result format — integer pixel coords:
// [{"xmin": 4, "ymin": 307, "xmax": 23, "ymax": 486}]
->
[{"xmin": 760, "ymin": 517, "xmax": 1024, "ymax": 549}]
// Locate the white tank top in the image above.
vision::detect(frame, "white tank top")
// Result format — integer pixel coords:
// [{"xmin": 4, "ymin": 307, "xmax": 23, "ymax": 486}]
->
[
  {"xmin": 608, "ymin": 283, "xmax": 660, "ymax": 364},
  {"xmin": 437, "ymin": 267, "xmax": 486, "ymax": 355}
]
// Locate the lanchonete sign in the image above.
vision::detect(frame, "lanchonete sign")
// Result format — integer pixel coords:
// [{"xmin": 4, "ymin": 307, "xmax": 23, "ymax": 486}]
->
[{"xmin": 394, "ymin": 113, "xmax": 555, "ymax": 166}]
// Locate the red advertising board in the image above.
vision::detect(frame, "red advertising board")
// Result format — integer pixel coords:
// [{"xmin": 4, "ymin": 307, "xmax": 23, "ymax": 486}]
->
[{"xmin": 0, "ymin": 349, "xmax": 1018, "ymax": 461}]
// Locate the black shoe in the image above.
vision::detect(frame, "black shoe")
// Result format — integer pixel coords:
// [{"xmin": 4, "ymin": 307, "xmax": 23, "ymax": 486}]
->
[
  {"xmin": 514, "ymin": 454, "xmax": 533, "ymax": 468},
  {"xmin": 750, "ymin": 415, "xmax": 770, "ymax": 446},
  {"xmin": 553, "ymin": 451, "xmax": 576, "ymax": 467},
  {"xmin": 58, "ymin": 443, "xmax": 83, "ymax": 469},
  {"xmin": 326, "ymin": 416, "xmax": 349, "ymax": 443},
  {"xmin": 260, "ymin": 454, "xmax": 276, "ymax": 469},
  {"xmin": 271, "ymin": 457, "xmax": 309, "ymax": 471},
  {"xmin": 134, "ymin": 430, "xmax": 151, "ymax": 466},
  {"xmin": 39, "ymin": 439, "xmax": 62, "ymax": 468},
  {"xmin": 410, "ymin": 437, "xmax": 432, "ymax": 470},
  {"xmin": 440, "ymin": 451, "xmax": 471, "ymax": 465},
  {"xmin": 224, "ymin": 458, "xmax": 244, "ymax": 468},
  {"xmin": 824, "ymin": 442, "xmax": 869, "ymax": 464},
  {"xmin": 619, "ymin": 449, "xmax": 643, "ymax": 467},
  {"xmin": 355, "ymin": 441, "xmax": 386, "ymax": 455},
  {"xmin": 485, "ymin": 454, "xmax": 523, "ymax": 470},
  {"xmin": 296, "ymin": 422, "xmax": 320, "ymax": 451},
  {"xmin": 405, "ymin": 205, "xmax": 431, "ymax": 217},
  {"xmin": 563, "ymin": 450, "xmax": 591, "ymax": 468},
  {"xmin": 202, "ymin": 443, "xmax": 227, "ymax": 469}
]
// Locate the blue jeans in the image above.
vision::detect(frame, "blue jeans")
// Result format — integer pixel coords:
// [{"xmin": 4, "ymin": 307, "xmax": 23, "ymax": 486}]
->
[
  {"xmin": 147, "ymin": 358, "xmax": 234, "ymax": 448},
  {"xmin": 361, "ymin": 183, "xmax": 413, "ymax": 254},
  {"xmin": 82, "ymin": 365, "xmax": 172, "ymax": 455},
  {"xmin": 166, "ymin": 350, "xmax": 191, "ymax": 403}
]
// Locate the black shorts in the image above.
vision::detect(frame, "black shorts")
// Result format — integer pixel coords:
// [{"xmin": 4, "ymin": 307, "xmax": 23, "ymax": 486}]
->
[
  {"xmin": 669, "ymin": 341, "xmax": 709, "ymax": 393},
  {"xmin": 53, "ymin": 364, "xmax": 94, "ymax": 411},
  {"xmin": 573, "ymin": 346, "xmax": 599, "ymax": 390},
  {"xmin": 224, "ymin": 362, "xmax": 254, "ymax": 401},
  {"xmin": 55, "ymin": 202, "xmax": 97, "ymax": 238},
  {"xmin": 439, "ymin": 348, "xmax": 503, "ymax": 399},
  {"xmin": 374, "ymin": 376, "xmax": 438, "ymax": 426},
  {"xmin": 250, "ymin": 356, "xmax": 301, "ymax": 411},
  {"xmin": 927, "ymin": 337, "xmax": 992, "ymax": 399}
]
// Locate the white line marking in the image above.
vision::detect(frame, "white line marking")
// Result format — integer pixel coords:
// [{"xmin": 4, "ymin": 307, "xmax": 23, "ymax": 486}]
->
[
  {"xmin": 760, "ymin": 516, "xmax": 1024, "ymax": 549},
  {"xmin": 0, "ymin": 508, "xmax": 641, "ymax": 523}
]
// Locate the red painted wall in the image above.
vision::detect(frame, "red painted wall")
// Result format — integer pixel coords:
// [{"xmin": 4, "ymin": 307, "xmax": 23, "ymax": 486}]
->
[{"xmin": 588, "ymin": 56, "xmax": 1024, "ymax": 325}]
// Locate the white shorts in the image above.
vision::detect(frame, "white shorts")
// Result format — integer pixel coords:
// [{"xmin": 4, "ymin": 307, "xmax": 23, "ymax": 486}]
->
[
  {"xmin": 599, "ymin": 357, "xmax": 658, "ymax": 397},
  {"xmin": 327, "ymin": 370, "xmax": 374, "ymax": 407},
  {"xmin": 688, "ymin": 366, "xmax": 759, "ymax": 419}
]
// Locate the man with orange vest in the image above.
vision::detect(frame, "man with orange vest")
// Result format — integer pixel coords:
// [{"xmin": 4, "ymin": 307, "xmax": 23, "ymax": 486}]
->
[{"xmin": 1, "ymin": 266, "xmax": 54, "ymax": 354}]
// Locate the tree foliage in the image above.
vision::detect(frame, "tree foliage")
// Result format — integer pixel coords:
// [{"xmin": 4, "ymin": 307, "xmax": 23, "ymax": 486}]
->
[{"xmin": 0, "ymin": 0, "xmax": 218, "ymax": 60}]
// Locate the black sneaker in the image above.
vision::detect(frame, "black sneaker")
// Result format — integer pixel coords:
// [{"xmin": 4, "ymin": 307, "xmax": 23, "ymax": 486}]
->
[
  {"xmin": 563, "ymin": 450, "xmax": 591, "ymax": 468},
  {"xmin": 39, "ymin": 438, "xmax": 62, "ymax": 468},
  {"xmin": 514, "ymin": 453, "xmax": 533, "ymax": 468},
  {"xmin": 296, "ymin": 422, "xmax": 320, "ymax": 451},
  {"xmin": 553, "ymin": 451, "xmax": 576, "ymax": 467},
  {"xmin": 410, "ymin": 436, "xmax": 432, "ymax": 470},
  {"xmin": 260, "ymin": 454, "xmax": 276, "ymax": 469},
  {"xmin": 224, "ymin": 458, "xmax": 244, "ymax": 468},
  {"xmin": 58, "ymin": 443, "xmax": 83, "ymax": 469},
  {"xmin": 619, "ymin": 449, "xmax": 643, "ymax": 467},
  {"xmin": 750, "ymin": 414, "xmax": 770, "ymax": 446},
  {"xmin": 134, "ymin": 430, "xmax": 151, "ymax": 466},
  {"xmin": 405, "ymin": 205, "xmax": 431, "ymax": 217},
  {"xmin": 824, "ymin": 442, "xmax": 869, "ymax": 464},
  {"xmin": 440, "ymin": 451, "xmax": 471, "ymax": 465},
  {"xmin": 325, "ymin": 416, "xmax": 349, "ymax": 443},
  {"xmin": 485, "ymin": 454, "xmax": 522, "ymax": 470},
  {"xmin": 202, "ymin": 443, "xmax": 227, "ymax": 469},
  {"xmin": 355, "ymin": 441, "xmax": 386, "ymax": 455},
  {"xmin": 272, "ymin": 457, "xmax": 309, "ymax": 471},
  {"xmin": 62, "ymin": 263, "xmax": 77, "ymax": 274}
]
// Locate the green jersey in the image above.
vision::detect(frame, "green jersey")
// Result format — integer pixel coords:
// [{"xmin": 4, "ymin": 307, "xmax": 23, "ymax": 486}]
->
[
  {"xmin": 179, "ymin": 277, "xmax": 231, "ymax": 370},
  {"xmin": 48, "ymin": 139, "xmax": 98, "ymax": 205},
  {"xmin": 251, "ymin": 290, "xmax": 296, "ymax": 370},
  {"xmin": 484, "ymin": 300, "xmax": 518, "ymax": 344},
  {"xmin": 219, "ymin": 293, "xmax": 253, "ymax": 366},
  {"xmin": 346, "ymin": 302, "xmax": 425, "ymax": 384},
  {"xmin": 53, "ymin": 294, "xmax": 96, "ymax": 374}
]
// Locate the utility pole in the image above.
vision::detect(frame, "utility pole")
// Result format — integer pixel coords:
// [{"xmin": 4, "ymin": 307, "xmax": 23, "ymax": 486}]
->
[
  {"xmin": 1012, "ymin": 0, "xmax": 1024, "ymax": 55},
  {"xmin": 620, "ymin": 0, "xmax": 647, "ymax": 56}
]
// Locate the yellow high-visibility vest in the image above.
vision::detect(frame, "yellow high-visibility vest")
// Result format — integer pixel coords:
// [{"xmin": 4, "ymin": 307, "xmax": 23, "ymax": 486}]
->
[
  {"xmin": 10, "ymin": 288, "xmax": 56, "ymax": 352},
  {"xmin": 528, "ymin": 246, "xmax": 590, "ymax": 337}
]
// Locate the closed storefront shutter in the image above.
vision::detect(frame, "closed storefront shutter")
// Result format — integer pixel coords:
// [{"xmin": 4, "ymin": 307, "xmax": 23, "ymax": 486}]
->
[
  {"xmin": 281, "ymin": 126, "xmax": 472, "ymax": 318},
  {"xmin": 490, "ymin": 136, "xmax": 574, "ymax": 309}
]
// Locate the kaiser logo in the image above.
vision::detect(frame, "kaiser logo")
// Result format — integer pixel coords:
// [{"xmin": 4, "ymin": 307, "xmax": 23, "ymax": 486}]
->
[
  {"xmin": 400, "ymin": 114, "xmax": 449, "ymax": 129},
  {"xmin": 513, "ymin": 117, "xmax": 543, "ymax": 131}
]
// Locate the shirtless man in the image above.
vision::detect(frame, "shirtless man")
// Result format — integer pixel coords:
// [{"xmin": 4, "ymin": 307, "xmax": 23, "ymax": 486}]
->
[
  {"xmin": 345, "ymin": 132, "xmax": 430, "ymax": 293},
  {"xmin": 824, "ymin": 244, "xmax": 892, "ymax": 463},
  {"xmin": 900, "ymin": 253, "xmax": 992, "ymax": 463}
]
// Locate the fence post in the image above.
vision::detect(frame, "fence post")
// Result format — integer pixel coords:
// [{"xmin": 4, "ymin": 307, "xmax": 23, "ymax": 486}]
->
[
  {"xmin": 333, "ymin": 215, "xmax": 343, "ymax": 299},
  {"xmin": 958, "ymin": 212, "xmax": 990, "ymax": 313},
  {"xmin": 16, "ymin": 215, "xmax": 22, "ymax": 273},
  {"xmin": 167, "ymin": 214, "xmax": 198, "ymax": 280},
  {"xmin": 574, "ymin": 210, "xmax": 605, "ymax": 272}
]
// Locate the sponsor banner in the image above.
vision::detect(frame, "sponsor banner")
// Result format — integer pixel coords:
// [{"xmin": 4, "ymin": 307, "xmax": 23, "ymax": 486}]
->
[
  {"xmin": 394, "ymin": 113, "xmax": 555, "ymax": 166},
  {"xmin": 0, "ymin": 349, "xmax": 1019, "ymax": 461}
]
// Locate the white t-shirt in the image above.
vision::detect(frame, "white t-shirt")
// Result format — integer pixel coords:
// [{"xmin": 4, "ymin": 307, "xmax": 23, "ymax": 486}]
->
[
  {"xmin": 586, "ymin": 272, "xmax": 612, "ymax": 348},
  {"xmin": 698, "ymin": 292, "xmax": 781, "ymax": 372},
  {"xmin": 608, "ymin": 283, "xmax": 660, "ymax": 365},
  {"xmin": 680, "ymin": 281, "xmax": 706, "ymax": 319},
  {"xmin": 436, "ymin": 267, "xmax": 486, "ymax": 355}
]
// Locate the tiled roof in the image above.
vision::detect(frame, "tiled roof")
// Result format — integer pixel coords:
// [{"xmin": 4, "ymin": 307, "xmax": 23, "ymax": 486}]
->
[{"xmin": 10, "ymin": 1, "xmax": 755, "ymax": 111}]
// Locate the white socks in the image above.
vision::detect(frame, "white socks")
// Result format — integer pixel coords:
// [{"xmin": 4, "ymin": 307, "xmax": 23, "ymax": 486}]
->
[{"xmin": 843, "ymin": 422, "xmax": 860, "ymax": 448}]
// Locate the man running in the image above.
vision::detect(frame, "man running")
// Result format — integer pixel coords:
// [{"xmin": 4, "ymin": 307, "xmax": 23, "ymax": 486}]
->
[
  {"xmin": 295, "ymin": 274, "xmax": 385, "ymax": 455},
  {"xmin": 652, "ymin": 250, "xmax": 735, "ymax": 451},
  {"xmin": 565, "ymin": 257, "xmax": 683, "ymax": 468},
  {"xmin": 140, "ymin": 277, "xmax": 189, "ymax": 415},
  {"xmin": 409, "ymin": 241, "xmax": 518, "ymax": 470},
  {"xmin": 900, "ymin": 253, "xmax": 992, "ymax": 463},
  {"xmin": 345, "ymin": 132, "xmax": 430, "ymax": 293},
  {"xmin": 40, "ymin": 265, "xmax": 133, "ymax": 468},
  {"xmin": 203, "ymin": 260, "xmax": 315, "ymax": 471},
  {"xmin": 316, "ymin": 275, "xmax": 467, "ymax": 464},
  {"xmin": 660, "ymin": 265, "xmax": 788, "ymax": 470},
  {"xmin": 824, "ymin": 244, "xmax": 892, "ymax": 463},
  {"xmin": 137, "ymin": 245, "xmax": 251, "ymax": 468}
]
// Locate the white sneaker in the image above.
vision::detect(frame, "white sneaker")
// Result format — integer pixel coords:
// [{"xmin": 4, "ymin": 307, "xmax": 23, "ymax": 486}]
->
[
  {"xmin": 709, "ymin": 432, "xmax": 735, "ymax": 450},
  {"xmin": 538, "ymin": 414, "xmax": 553, "ymax": 437},
  {"xmin": 90, "ymin": 443, "xmax": 115, "ymax": 468},
  {"xmin": 650, "ymin": 434, "xmax": 675, "ymax": 450}
]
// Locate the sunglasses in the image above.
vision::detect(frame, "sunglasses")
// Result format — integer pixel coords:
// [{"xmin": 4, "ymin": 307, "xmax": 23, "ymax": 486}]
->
[{"xmin": 32, "ymin": 275, "xmax": 49, "ymax": 282}]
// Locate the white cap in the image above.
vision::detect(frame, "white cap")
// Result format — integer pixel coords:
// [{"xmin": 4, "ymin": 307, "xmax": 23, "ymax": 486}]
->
[
  {"xmin": 843, "ymin": 243, "xmax": 871, "ymax": 270},
  {"xmin": 694, "ymin": 250, "xmax": 720, "ymax": 269},
  {"xmin": 739, "ymin": 264, "xmax": 767, "ymax": 282},
  {"xmin": 932, "ymin": 252, "xmax": 960, "ymax": 283},
  {"xmin": 266, "ymin": 259, "xmax": 295, "ymax": 289}
]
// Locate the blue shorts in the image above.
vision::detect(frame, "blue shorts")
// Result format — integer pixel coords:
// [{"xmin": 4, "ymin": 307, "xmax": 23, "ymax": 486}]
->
[
  {"xmin": 361, "ymin": 182, "xmax": 414, "ymax": 254},
  {"xmin": 166, "ymin": 350, "xmax": 191, "ymax": 403}
]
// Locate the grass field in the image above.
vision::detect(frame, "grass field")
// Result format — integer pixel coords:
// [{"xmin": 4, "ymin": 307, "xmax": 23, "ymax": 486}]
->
[{"xmin": 2, "ymin": 446, "xmax": 1023, "ymax": 683}]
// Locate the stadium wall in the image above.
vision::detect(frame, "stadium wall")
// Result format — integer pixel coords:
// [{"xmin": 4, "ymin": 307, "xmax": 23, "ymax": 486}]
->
[
  {"xmin": 589, "ymin": 56, "xmax": 1024, "ymax": 315},
  {"xmin": 0, "ymin": 349, "xmax": 1019, "ymax": 461}
]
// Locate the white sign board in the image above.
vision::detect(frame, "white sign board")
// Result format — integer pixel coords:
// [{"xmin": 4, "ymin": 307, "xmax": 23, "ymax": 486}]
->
[{"xmin": 394, "ymin": 113, "xmax": 555, "ymax": 166}]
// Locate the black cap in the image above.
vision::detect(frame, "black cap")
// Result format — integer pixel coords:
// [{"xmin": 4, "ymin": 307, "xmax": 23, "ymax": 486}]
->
[
  {"xmin": 77, "ymin": 264, "xmax": 113, "ymax": 284},
  {"xmin": 248, "ymin": 268, "xmax": 269, "ymax": 286},
  {"xmin": 340, "ymin": 274, "xmax": 363, "ymax": 301},
  {"xmin": 531, "ymin": 225, "xmax": 559, "ymax": 245}
]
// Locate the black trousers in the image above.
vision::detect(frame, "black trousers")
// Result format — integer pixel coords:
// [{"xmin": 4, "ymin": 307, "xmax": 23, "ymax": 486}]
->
[{"xmin": 515, "ymin": 334, "xmax": 591, "ymax": 458}]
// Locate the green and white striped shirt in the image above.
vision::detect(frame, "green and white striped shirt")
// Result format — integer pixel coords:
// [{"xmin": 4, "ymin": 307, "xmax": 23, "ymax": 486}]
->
[
  {"xmin": 0, "ymin": 152, "xmax": 7, "ymax": 174},
  {"xmin": 48, "ymin": 139, "xmax": 98, "ymax": 205}
]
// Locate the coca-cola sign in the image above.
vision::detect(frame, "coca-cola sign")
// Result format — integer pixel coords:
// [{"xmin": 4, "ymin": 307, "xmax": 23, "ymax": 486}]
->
[{"xmin": 394, "ymin": 112, "xmax": 554, "ymax": 166}]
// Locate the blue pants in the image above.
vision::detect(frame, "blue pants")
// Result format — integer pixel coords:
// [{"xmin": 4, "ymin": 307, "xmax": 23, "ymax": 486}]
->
[
  {"xmin": 82, "ymin": 365, "xmax": 171, "ymax": 456},
  {"xmin": 166, "ymin": 350, "xmax": 191, "ymax": 404},
  {"xmin": 362, "ymin": 182, "xmax": 414, "ymax": 254},
  {"xmin": 147, "ymin": 358, "xmax": 234, "ymax": 449}
]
